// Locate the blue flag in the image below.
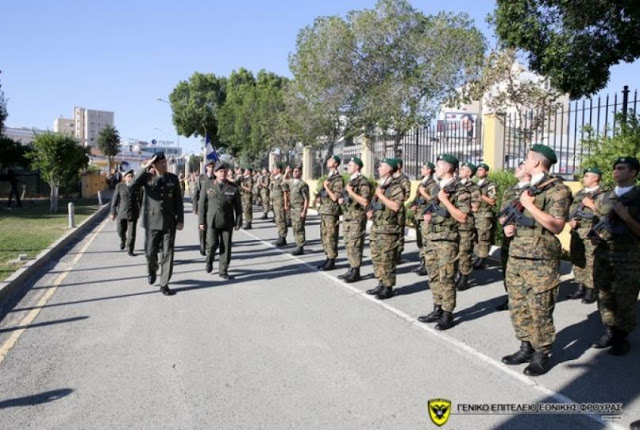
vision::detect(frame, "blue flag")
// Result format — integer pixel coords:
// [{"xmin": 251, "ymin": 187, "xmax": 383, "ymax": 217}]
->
[{"xmin": 205, "ymin": 134, "xmax": 219, "ymax": 162}]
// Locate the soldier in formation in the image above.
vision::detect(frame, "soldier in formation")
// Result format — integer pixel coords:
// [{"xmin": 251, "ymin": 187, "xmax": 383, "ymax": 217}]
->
[
  {"xmin": 110, "ymin": 169, "xmax": 141, "ymax": 256},
  {"xmin": 271, "ymin": 163, "xmax": 289, "ymax": 247},
  {"xmin": 287, "ymin": 165, "xmax": 310, "ymax": 256},
  {"xmin": 473, "ymin": 163, "xmax": 497, "ymax": 269},
  {"xmin": 258, "ymin": 168, "xmax": 271, "ymax": 220},
  {"xmin": 316, "ymin": 155, "xmax": 344, "ymax": 271},
  {"xmin": 454, "ymin": 162, "xmax": 480, "ymax": 291},
  {"xmin": 394, "ymin": 159, "xmax": 412, "ymax": 264},
  {"xmin": 411, "ymin": 162, "xmax": 436, "ymax": 277},
  {"xmin": 240, "ymin": 167, "xmax": 254, "ymax": 229}
]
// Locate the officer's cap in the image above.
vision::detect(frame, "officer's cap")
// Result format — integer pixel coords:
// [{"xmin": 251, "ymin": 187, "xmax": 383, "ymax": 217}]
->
[
  {"xmin": 124, "ymin": 169, "xmax": 134, "ymax": 177},
  {"xmin": 437, "ymin": 154, "xmax": 459, "ymax": 169},
  {"xmin": 330, "ymin": 155, "xmax": 341, "ymax": 165},
  {"xmin": 478, "ymin": 163, "xmax": 490, "ymax": 172},
  {"xmin": 422, "ymin": 161, "xmax": 435, "ymax": 170},
  {"xmin": 583, "ymin": 167, "xmax": 602, "ymax": 177},
  {"xmin": 530, "ymin": 144, "xmax": 558, "ymax": 165},
  {"xmin": 214, "ymin": 161, "xmax": 228, "ymax": 172},
  {"xmin": 275, "ymin": 162, "xmax": 284, "ymax": 170},
  {"xmin": 381, "ymin": 158, "xmax": 399, "ymax": 172},
  {"xmin": 152, "ymin": 151, "xmax": 166, "ymax": 162},
  {"xmin": 461, "ymin": 162, "xmax": 477, "ymax": 175},
  {"xmin": 613, "ymin": 156, "xmax": 640, "ymax": 172},
  {"xmin": 349, "ymin": 156, "xmax": 363, "ymax": 168},
  {"xmin": 396, "ymin": 158, "xmax": 404, "ymax": 168}
]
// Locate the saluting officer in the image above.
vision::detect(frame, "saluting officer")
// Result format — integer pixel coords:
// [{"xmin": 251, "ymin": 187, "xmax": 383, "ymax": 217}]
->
[
  {"xmin": 110, "ymin": 169, "xmax": 142, "ymax": 256},
  {"xmin": 132, "ymin": 152, "xmax": 184, "ymax": 296},
  {"xmin": 199, "ymin": 161, "xmax": 243, "ymax": 280},
  {"xmin": 473, "ymin": 163, "xmax": 497, "ymax": 269},
  {"xmin": 288, "ymin": 165, "xmax": 310, "ymax": 256},
  {"xmin": 317, "ymin": 155, "xmax": 344, "ymax": 271},
  {"xmin": 411, "ymin": 162, "xmax": 436, "ymax": 276}
]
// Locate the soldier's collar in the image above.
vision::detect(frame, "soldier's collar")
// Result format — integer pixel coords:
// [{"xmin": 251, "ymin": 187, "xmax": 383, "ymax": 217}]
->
[
  {"xmin": 460, "ymin": 178, "xmax": 469, "ymax": 184},
  {"xmin": 328, "ymin": 169, "xmax": 339, "ymax": 178},
  {"xmin": 477, "ymin": 178, "xmax": 485, "ymax": 186},
  {"xmin": 517, "ymin": 181, "xmax": 531, "ymax": 189},
  {"xmin": 350, "ymin": 172, "xmax": 362, "ymax": 180},
  {"xmin": 584, "ymin": 185, "xmax": 600, "ymax": 193},
  {"xmin": 440, "ymin": 177, "xmax": 455, "ymax": 188},
  {"xmin": 530, "ymin": 172, "xmax": 545, "ymax": 187},
  {"xmin": 614, "ymin": 185, "xmax": 634, "ymax": 197}
]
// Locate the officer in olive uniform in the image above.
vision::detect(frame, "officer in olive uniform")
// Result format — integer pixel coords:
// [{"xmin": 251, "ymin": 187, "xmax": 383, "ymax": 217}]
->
[
  {"xmin": 194, "ymin": 164, "xmax": 212, "ymax": 256},
  {"xmin": 455, "ymin": 162, "xmax": 480, "ymax": 291},
  {"xmin": 567, "ymin": 167, "xmax": 605, "ymax": 303},
  {"xmin": 271, "ymin": 163, "xmax": 289, "ymax": 246},
  {"xmin": 338, "ymin": 156, "xmax": 371, "ymax": 283},
  {"xmin": 418, "ymin": 154, "xmax": 471, "ymax": 330},
  {"xmin": 591, "ymin": 157, "xmax": 640, "ymax": 356},
  {"xmin": 132, "ymin": 152, "xmax": 184, "ymax": 296},
  {"xmin": 365, "ymin": 158, "xmax": 405, "ymax": 299},
  {"xmin": 240, "ymin": 167, "xmax": 254, "ymax": 229},
  {"xmin": 394, "ymin": 159, "xmax": 412, "ymax": 264},
  {"xmin": 288, "ymin": 165, "xmax": 310, "ymax": 255},
  {"xmin": 199, "ymin": 161, "xmax": 243, "ymax": 280},
  {"xmin": 316, "ymin": 155, "xmax": 344, "ymax": 271},
  {"xmin": 410, "ymin": 162, "xmax": 436, "ymax": 276},
  {"xmin": 110, "ymin": 169, "xmax": 141, "ymax": 256},
  {"xmin": 473, "ymin": 163, "xmax": 497, "ymax": 269},
  {"xmin": 501, "ymin": 144, "xmax": 571, "ymax": 376}
]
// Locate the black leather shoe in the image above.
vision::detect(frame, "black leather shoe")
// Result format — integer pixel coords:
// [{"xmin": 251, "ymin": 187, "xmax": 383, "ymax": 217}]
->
[
  {"xmin": 609, "ymin": 327, "xmax": 630, "ymax": 356},
  {"xmin": 200, "ymin": 248, "xmax": 206, "ymax": 256},
  {"xmin": 435, "ymin": 311, "xmax": 454, "ymax": 330},
  {"xmin": 456, "ymin": 274, "xmax": 470, "ymax": 291},
  {"xmin": 366, "ymin": 283, "xmax": 384, "ymax": 295},
  {"xmin": 344, "ymin": 268, "xmax": 361, "ymax": 283},
  {"xmin": 418, "ymin": 305, "xmax": 442, "ymax": 323},
  {"xmin": 567, "ymin": 285, "xmax": 586, "ymax": 300},
  {"xmin": 120, "ymin": 241, "xmax": 125, "ymax": 250},
  {"xmin": 523, "ymin": 351, "xmax": 550, "ymax": 376},
  {"xmin": 502, "ymin": 341, "xmax": 534, "ymax": 365},
  {"xmin": 128, "ymin": 250, "xmax": 135, "ymax": 257},
  {"xmin": 581, "ymin": 288, "xmax": 597, "ymax": 304},
  {"xmin": 160, "ymin": 285, "xmax": 176, "ymax": 296},
  {"xmin": 321, "ymin": 259, "xmax": 336, "ymax": 271},
  {"xmin": 242, "ymin": 223, "xmax": 252, "ymax": 230},
  {"xmin": 337, "ymin": 268, "xmax": 353, "ymax": 280},
  {"xmin": 593, "ymin": 326, "xmax": 614, "ymax": 349},
  {"xmin": 317, "ymin": 259, "xmax": 329, "ymax": 270},
  {"xmin": 291, "ymin": 247, "xmax": 304, "ymax": 256},
  {"xmin": 495, "ymin": 297, "xmax": 509, "ymax": 311},
  {"xmin": 219, "ymin": 273, "xmax": 234, "ymax": 280},
  {"xmin": 275, "ymin": 237, "xmax": 287, "ymax": 247},
  {"xmin": 205, "ymin": 262, "xmax": 213, "ymax": 273},
  {"xmin": 375, "ymin": 287, "xmax": 394, "ymax": 300},
  {"xmin": 148, "ymin": 272, "xmax": 157, "ymax": 285}
]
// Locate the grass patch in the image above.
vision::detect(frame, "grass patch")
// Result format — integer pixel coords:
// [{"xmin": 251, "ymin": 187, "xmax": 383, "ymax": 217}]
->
[{"xmin": 0, "ymin": 199, "xmax": 101, "ymax": 280}]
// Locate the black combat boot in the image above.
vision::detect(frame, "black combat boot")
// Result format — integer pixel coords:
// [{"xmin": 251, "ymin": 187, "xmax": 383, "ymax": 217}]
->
[
  {"xmin": 205, "ymin": 261, "xmax": 213, "ymax": 273},
  {"xmin": 567, "ymin": 285, "xmax": 586, "ymax": 299},
  {"xmin": 454, "ymin": 271, "xmax": 461, "ymax": 285},
  {"xmin": 502, "ymin": 341, "xmax": 534, "ymax": 365},
  {"xmin": 472, "ymin": 256, "xmax": 486, "ymax": 269},
  {"xmin": 120, "ymin": 240, "xmax": 125, "ymax": 250},
  {"xmin": 321, "ymin": 258, "xmax": 336, "ymax": 271},
  {"xmin": 456, "ymin": 274, "xmax": 470, "ymax": 291},
  {"xmin": 366, "ymin": 283, "xmax": 384, "ymax": 295},
  {"xmin": 243, "ymin": 222, "xmax": 252, "ymax": 230},
  {"xmin": 261, "ymin": 213, "xmax": 268, "ymax": 220},
  {"xmin": 317, "ymin": 259, "xmax": 329, "ymax": 270},
  {"xmin": 199, "ymin": 246, "xmax": 206, "ymax": 256},
  {"xmin": 338, "ymin": 268, "xmax": 354, "ymax": 280},
  {"xmin": 581, "ymin": 288, "xmax": 597, "ymax": 304},
  {"xmin": 275, "ymin": 237, "xmax": 287, "ymax": 247},
  {"xmin": 291, "ymin": 247, "xmax": 304, "ymax": 256},
  {"xmin": 495, "ymin": 296, "xmax": 509, "ymax": 311},
  {"xmin": 523, "ymin": 351, "xmax": 551, "ymax": 376},
  {"xmin": 160, "ymin": 285, "xmax": 176, "ymax": 296},
  {"xmin": 418, "ymin": 305, "xmax": 443, "ymax": 323},
  {"xmin": 375, "ymin": 287, "xmax": 394, "ymax": 300},
  {"xmin": 592, "ymin": 325, "xmax": 614, "ymax": 349},
  {"xmin": 148, "ymin": 272, "xmax": 157, "ymax": 285},
  {"xmin": 435, "ymin": 311, "xmax": 454, "ymax": 330},
  {"xmin": 345, "ymin": 268, "xmax": 361, "ymax": 283},
  {"xmin": 413, "ymin": 262, "xmax": 426, "ymax": 275},
  {"xmin": 609, "ymin": 327, "xmax": 630, "ymax": 356}
]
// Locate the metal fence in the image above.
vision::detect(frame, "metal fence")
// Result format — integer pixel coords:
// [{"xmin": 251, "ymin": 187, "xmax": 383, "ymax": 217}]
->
[{"xmin": 503, "ymin": 86, "xmax": 638, "ymax": 178}]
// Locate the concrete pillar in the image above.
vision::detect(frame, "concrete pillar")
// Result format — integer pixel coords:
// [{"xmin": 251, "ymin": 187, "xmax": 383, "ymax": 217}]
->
[
  {"xmin": 185, "ymin": 155, "xmax": 191, "ymax": 177},
  {"xmin": 302, "ymin": 146, "xmax": 313, "ymax": 181},
  {"xmin": 482, "ymin": 113, "xmax": 506, "ymax": 171},
  {"xmin": 361, "ymin": 135, "xmax": 375, "ymax": 177},
  {"xmin": 268, "ymin": 152, "xmax": 278, "ymax": 171}
]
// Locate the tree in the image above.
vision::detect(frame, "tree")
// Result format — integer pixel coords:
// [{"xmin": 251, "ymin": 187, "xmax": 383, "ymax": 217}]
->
[
  {"xmin": 0, "ymin": 136, "xmax": 31, "ymax": 170},
  {"xmin": 218, "ymin": 68, "xmax": 257, "ymax": 156},
  {"xmin": 188, "ymin": 154, "xmax": 203, "ymax": 173},
  {"xmin": 169, "ymin": 72, "xmax": 226, "ymax": 146},
  {"xmin": 29, "ymin": 133, "xmax": 89, "ymax": 212},
  {"xmin": 0, "ymin": 70, "xmax": 7, "ymax": 136},
  {"xmin": 494, "ymin": 0, "xmax": 640, "ymax": 98},
  {"xmin": 97, "ymin": 125, "xmax": 120, "ymax": 173}
]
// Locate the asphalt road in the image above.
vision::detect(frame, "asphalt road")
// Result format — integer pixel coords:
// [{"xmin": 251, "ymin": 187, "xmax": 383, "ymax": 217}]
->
[{"xmin": 0, "ymin": 200, "xmax": 637, "ymax": 429}]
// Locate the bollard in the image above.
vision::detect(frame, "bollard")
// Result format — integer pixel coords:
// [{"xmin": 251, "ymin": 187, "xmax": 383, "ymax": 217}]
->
[
  {"xmin": 68, "ymin": 202, "xmax": 76, "ymax": 228},
  {"xmin": 97, "ymin": 190, "xmax": 103, "ymax": 206}
]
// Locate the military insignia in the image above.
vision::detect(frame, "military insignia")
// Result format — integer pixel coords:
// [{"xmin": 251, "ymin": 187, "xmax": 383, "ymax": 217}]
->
[
  {"xmin": 428, "ymin": 398, "xmax": 452, "ymax": 427},
  {"xmin": 168, "ymin": 193, "xmax": 173, "ymax": 198}
]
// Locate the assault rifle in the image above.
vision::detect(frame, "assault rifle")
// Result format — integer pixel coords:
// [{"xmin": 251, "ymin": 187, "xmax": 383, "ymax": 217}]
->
[
  {"xmin": 498, "ymin": 177, "xmax": 561, "ymax": 227},
  {"xmin": 587, "ymin": 193, "xmax": 632, "ymax": 238},
  {"xmin": 365, "ymin": 180, "xmax": 393, "ymax": 212},
  {"xmin": 422, "ymin": 182, "xmax": 457, "ymax": 217},
  {"xmin": 568, "ymin": 189, "xmax": 605, "ymax": 220}
]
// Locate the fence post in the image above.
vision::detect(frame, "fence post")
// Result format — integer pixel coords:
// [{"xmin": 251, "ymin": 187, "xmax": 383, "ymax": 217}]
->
[
  {"xmin": 482, "ymin": 113, "xmax": 506, "ymax": 171},
  {"xmin": 302, "ymin": 146, "xmax": 313, "ymax": 181},
  {"xmin": 360, "ymin": 135, "xmax": 375, "ymax": 178},
  {"xmin": 622, "ymin": 85, "xmax": 630, "ymax": 124}
]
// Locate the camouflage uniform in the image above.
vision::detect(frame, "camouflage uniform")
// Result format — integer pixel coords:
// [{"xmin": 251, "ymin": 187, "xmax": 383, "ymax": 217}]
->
[
  {"xmin": 475, "ymin": 178, "xmax": 497, "ymax": 258},
  {"xmin": 259, "ymin": 174, "xmax": 271, "ymax": 217},
  {"xmin": 593, "ymin": 187, "xmax": 640, "ymax": 335},
  {"xmin": 241, "ymin": 174, "xmax": 254, "ymax": 224},
  {"xmin": 396, "ymin": 173, "xmax": 412, "ymax": 257},
  {"xmin": 288, "ymin": 178, "xmax": 310, "ymax": 248},
  {"xmin": 342, "ymin": 174, "xmax": 371, "ymax": 268},
  {"xmin": 271, "ymin": 174, "xmax": 288, "ymax": 239},
  {"xmin": 421, "ymin": 179, "xmax": 442, "ymax": 283},
  {"xmin": 318, "ymin": 171, "xmax": 344, "ymax": 259},
  {"xmin": 371, "ymin": 177, "xmax": 405, "ymax": 287},
  {"xmin": 413, "ymin": 176, "xmax": 437, "ymax": 264},
  {"xmin": 428, "ymin": 181, "xmax": 471, "ymax": 312},
  {"xmin": 568, "ymin": 187, "xmax": 603, "ymax": 291},
  {"xmin": 506, "ymin": 175, "xmax": 571, "ymax": 354},
  {"xmin": 456, "ymin": 179, "xmax": 480, "ymax": 276},
  {"xmin": 499, "ymin": 184, "xmax": 523, "ymax": 285}
]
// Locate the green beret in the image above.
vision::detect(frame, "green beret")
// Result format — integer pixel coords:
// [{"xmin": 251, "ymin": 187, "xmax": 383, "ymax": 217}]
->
[
  {"xmin": 613, "ymin": 156, "xmax": 640, "ymax": 171},
  {"xmin": 530, "ymin": 144, "xmax": 558, "ymax": 164},
  {"xmin": 244, "ymin": 166, "xmax": 254, "ymax": 172},
  {"xmin": 422, "ymin": 161, "xmax": 435, "ymax": 170},
  {"xmin": 583, "ymin": 167, "xmax": 602, "ymax": 176},
  {"xmin": 396, "ymin": 158, "xmax": 404, "ymax": 168},
  {"xmin": 381, "ymin": 158, "xmax": 399, "ymax": 171},
  {"xmin": 437, "ymin": 153, "xmax": 459, "ymax": 168},
  {"xmin": 275, "ymin": 162, "xmax": 284, "ymax": 170},
  {"xmin": 461, "ymin": 162, "xmax": 477, "ymax": 175},
  {"xmin": 478, "ymin": 163, "xmax": 490, "ymax": 171},
  {"xmin": 331, "ymin": 155, "xmax": 341, "ymax": 165},
  {"xmin": 349, "ymin": 156, "xmax": 363, "ymax": 168}
]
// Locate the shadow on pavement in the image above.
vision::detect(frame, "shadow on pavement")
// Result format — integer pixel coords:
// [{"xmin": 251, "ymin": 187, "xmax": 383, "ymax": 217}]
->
[
  {"xmin": 0, "ymin": 389, "xmax": 74, "ymax": 409},
  {"xmin": 0, "ymin": 316, "xmax": 89, "ymax": 334}
]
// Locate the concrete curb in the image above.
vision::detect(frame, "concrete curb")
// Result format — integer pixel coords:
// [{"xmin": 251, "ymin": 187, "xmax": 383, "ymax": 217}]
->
[{"xmin": 0, "ymin": 202, "xmax": 111, "ymax": 305}]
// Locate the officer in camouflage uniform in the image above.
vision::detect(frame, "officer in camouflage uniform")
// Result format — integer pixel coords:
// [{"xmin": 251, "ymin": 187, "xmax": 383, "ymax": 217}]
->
[
  {"xmin": 316, "ymin": 155, "xmax": 344, "ymax": 271},
  {"xmin": 199, "ymin": 161, "xmax": 243, "ymax": 280},
  {"xmin": 132, "ymin": 152, "xmax": 184, "ymax": 296},
  {"xmin": 337, "ymin": 156, "xmax": 371, "ymax": 283},
  {"xmin": 240, "ymin": 167, "xmax": 254, "ymax": 229},
  {"xmin": 258, "ymin": 168, "xmax": 271, "ymax": 220},
  {"xmin": 590, "ymin": 157, "xmax": 640, "ymax": 356},
  {"xmin": 473, "ymin": 163, "xmax": 497, "ymax": 269},
  {"xmin": 496, "ymin": 160, "xmax": 531, "ymax": 311},
  {"xmin": 110, "ymin": 169, "xmax": 142, "ymax": 256},
  {"xmin": 455, "ymin": 162, "xmax": 480, "ymax": 291},
  {"xmin": 288, "ymin": 165, "xmax": 310, "ymax": 256},
  {"xmin": 501, "ymin": 144, "xmax": 571, "ymax": 377},
  {"xmin": 417, "ymin": 154, "xmax": 470, "ymax": 330},
  {"xmin": 394, "ymin": 159, "xmax": 412, "ymax": 264},
  {"xmin": 272, "ymin": 163, "xmax": 289, "ymax": 247},
  {"xmin": 365, "ymin": 158, "xmax": 405, "ymax": 300},
  {"xmin": 410, "ymin": 162, "xmax": 436, "ymax": 276},
  {"xmin": 567, "ymin": 167, "xmax": 604, "ymax": 304}
]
